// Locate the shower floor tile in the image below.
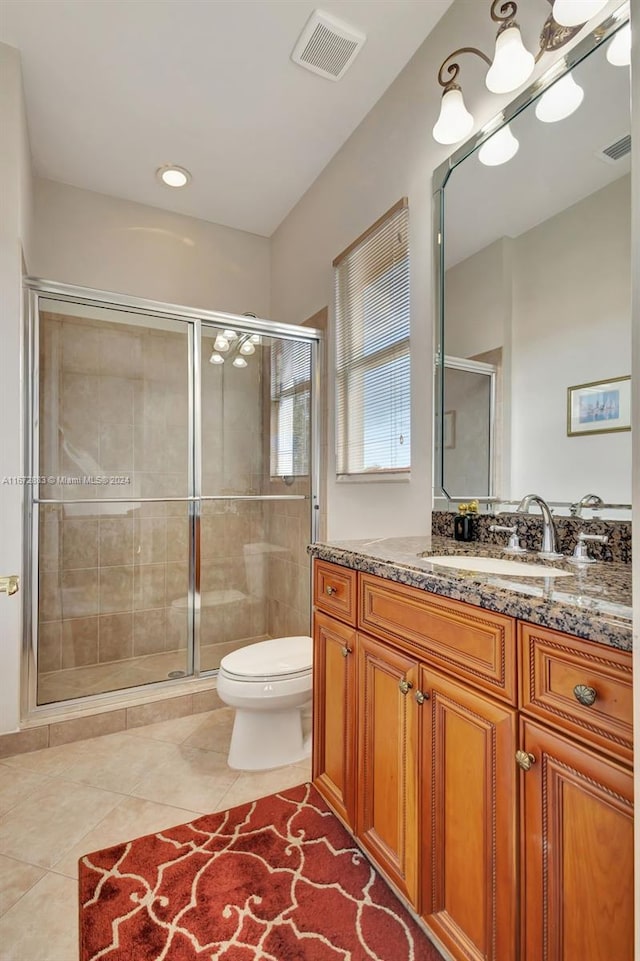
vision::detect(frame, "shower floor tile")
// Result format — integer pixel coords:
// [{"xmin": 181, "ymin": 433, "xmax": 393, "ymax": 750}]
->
[{"xmin": 0, "ymin": 705, "xmax": 312, "ymax": 961}]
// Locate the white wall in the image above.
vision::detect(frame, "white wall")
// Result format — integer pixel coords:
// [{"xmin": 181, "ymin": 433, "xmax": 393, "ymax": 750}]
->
[
  {"xmin": 0, "ymin": 42, "xmax": 33, "ymax": 733},
  {"xmin": 32, "ymin": 178, "xmax": 271, "ymax": 317},
  {"xmin": 511, "ymin": 177, "xmax": 631, "ymax": 502},
  {"xmin": 269, "ymin": 0, "xmax": 598, "ymax": 540}
]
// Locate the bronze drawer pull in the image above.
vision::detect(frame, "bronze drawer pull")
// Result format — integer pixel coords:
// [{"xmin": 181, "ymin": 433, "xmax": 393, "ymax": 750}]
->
[
  {"xmin": 515, "ymin": 750, "xmax": 536, "ymax": 772},
  {"xmin": 325, "ymin": 585, "xmax": 338, "ymax": 595},
  {"xmin": 573, "ymin": 684, "xmax": 597, "ymax": 707}
]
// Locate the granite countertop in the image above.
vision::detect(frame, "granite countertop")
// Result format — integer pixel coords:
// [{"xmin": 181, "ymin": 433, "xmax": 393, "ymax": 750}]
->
[{"xmin": 308, "ymin": 535, "xmax": 632, "ymax": 652}]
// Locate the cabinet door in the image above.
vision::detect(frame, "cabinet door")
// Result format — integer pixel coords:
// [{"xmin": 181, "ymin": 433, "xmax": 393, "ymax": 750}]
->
[
  {"xmin": 357, "ymin": 632, "xmax": 420, "ymax": 905},
  {"xmin": 312, "ymin": 611, "xmax": 357, "ymax": 829},
  {"xmin": 520, "ymin": 718, "xmax": 633, "ymax": 961},
  {"xmin": 421, "ymin": 668, "xmax": 517, "ymax": 961}
]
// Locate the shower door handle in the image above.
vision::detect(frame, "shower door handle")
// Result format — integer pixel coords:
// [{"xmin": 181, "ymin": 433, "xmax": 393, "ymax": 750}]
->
[{"xmin": 0, "ymin": 576, "xmax": 19, "ymax": 596}]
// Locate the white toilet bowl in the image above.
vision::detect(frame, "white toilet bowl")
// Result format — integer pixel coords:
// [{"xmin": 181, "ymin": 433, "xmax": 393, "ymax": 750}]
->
[{"xmin": 217, "ymin": 635, "xmax": 313, "ymax": 771}]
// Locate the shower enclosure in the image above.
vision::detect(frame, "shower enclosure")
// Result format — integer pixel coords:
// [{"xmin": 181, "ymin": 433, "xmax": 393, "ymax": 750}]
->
[{"xmin": 23, "ymin": 279, "xmax": 320, "ymax": 713}]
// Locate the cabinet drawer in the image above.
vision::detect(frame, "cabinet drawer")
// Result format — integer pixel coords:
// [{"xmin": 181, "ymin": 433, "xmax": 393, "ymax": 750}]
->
[
  {"xmin": 359, "ymin": 573, "xmax": 516, "ymax": 704},
  {"xmin": 519, "ymin": 623, "xmax": 633, "ymax": 764},
  {"xmin": 313, "ymin": 560, "xmax": 357, "ymax": 626}
]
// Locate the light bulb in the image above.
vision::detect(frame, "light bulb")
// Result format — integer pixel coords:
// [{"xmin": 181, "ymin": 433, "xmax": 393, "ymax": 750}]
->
[
  {"xmin": 535, "ymin": 73, "xmax": 584, "ymax": 123},
  {"xmin": 209, "ymin": 352, "xmax": 224, "ymax": 365},
  {"xmin": 486, "ymin": 25, "xmax": 535, "ymax": 94},
  {"xmin": 478, "ymin": 124, "xmax": 520, "ymax": 166},
  {"xmin": 214, "ymin": 335, "xmax": 229, "ymax": 352},
  {"xmin": 432, "ymin": 86, "xmax": 474, "ymax": 145},
  {"xmin": 156, "ymin": 165, "xmax": 191, "ymax": 187},
  {"xmin": 552, "ymin": 0, "xmax": 608, "ymax": 27},
  {"xmin": 240, "ymin": 341, "xmax": 255, "ymax": 355},
  {"xmin": 607, "ymin": 24, "xmax": 631, "ymax": 67},
  {"xmin": 250, "ymin": 334, "xmax": 261, "ymax": 344},
  {"xmin": 233, "ymin": 356, "xmax": 248, "ymax": 368},
  {"xmin": 223, "ymin": 329, "xmax": 237, "ymax": 339}
]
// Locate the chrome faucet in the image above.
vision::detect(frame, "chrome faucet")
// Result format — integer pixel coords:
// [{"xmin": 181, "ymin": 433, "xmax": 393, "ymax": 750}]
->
[
  {"xmin": 569, "ymin": 493, "xmax": 604, "ymax": 517},
  {"xmin": 516, "ymin": 494, "xmax": 562, "ymax": 559}
]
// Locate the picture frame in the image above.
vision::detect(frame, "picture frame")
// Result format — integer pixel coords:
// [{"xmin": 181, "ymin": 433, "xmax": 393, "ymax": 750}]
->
[
  {"xmin": 444, "ymin": 409, "xmax": 456, "ymax": 449},
  {"xmin": 567, "ymin": 375, "xmax": 631, "ymax": 437}
]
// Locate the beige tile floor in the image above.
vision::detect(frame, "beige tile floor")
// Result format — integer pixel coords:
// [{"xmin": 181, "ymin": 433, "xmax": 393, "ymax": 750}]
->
[{"xmin": 0, "ymin": 708, "xmax": 311, "ymax": 961}]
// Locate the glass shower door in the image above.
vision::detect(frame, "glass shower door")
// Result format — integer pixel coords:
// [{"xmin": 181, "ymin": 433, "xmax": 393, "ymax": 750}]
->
[
  {"xmin": 199, "ymin": 323, "xmax": 314, "ymax": 671},
  {"xmin": 35, "ymin": 298, "xmax": 193, "ymax": 703}
]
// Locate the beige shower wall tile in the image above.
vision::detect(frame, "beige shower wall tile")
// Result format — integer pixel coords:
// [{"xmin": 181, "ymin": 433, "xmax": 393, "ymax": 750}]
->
[
  {"xmin": 134, "ymin": 517, "xmax": 166, "ymax": 564},
  {"xmin": 99, "ymin": 374, "xmax": 134, "ymax": 424},
  {"xmin": 61, "ymin": 617, "xmax": 99, "ymax": 668},
  {"xmin": 39, "ymin": 571, "xmax": 61, "ymax": 621},
  {"xmin": 61, "ymin": 569, "xmax": 99, "ymax": 618},
  {"xmin": 62, "ymin": 518, "xmax": 98, "ymax": 570},
  {"xmin": 98, "ymin": 612, "xmax": 133, "ymax": 662},
  {"xmin": 133, "ymin": 609, "xmax": 166, "ymax": 656},
  {"xmin": 99, "ymin": 516, "xmax": 134, "ymax": 566},
  {"xmin": 62, "ymin": 325, "xmax": 101, "ymax": 373},
  {"xmin": 134, "ymin": 564, "xmax": 166, "ymax": 610},
  {"xmin": 38, "ymin": 621, "xmax": 61, "ymax": 673},
  {"xmin": 100, "ymin": 328, "xmax": 142, "ymax": 378},
  {"xmin": 99, "ymin": 565, "xmax": 134, "ymax": 614},
  {"xmin": 165, "ymin": 517, "xmax": 188, "ymax": 562},
  {"xmin": 99, "ymin": 423, "xmax": 133, "ymax": 471}
]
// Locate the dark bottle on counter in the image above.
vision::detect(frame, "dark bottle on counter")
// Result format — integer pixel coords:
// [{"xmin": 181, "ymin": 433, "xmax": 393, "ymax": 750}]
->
[{"xmin": 454, "ymin": 501, "xmax": 478, "ymax": 542}]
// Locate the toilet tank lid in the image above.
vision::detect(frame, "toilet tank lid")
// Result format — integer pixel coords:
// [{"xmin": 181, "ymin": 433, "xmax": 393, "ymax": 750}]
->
[{"xmin": 220, "ymin": 636, "xmax": 313, "ymax": 677}]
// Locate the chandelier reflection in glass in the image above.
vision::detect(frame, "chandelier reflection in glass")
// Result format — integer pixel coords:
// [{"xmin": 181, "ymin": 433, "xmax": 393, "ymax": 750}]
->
[{"xmin": 209, "ymin": 327, "xmax": 261, "ymax": 368}]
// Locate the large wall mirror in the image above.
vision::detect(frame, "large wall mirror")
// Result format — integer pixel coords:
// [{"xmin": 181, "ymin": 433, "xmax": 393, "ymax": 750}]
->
[{"xmin": 433, "ymin": 11, "xmax": 631, "ymax": 514}]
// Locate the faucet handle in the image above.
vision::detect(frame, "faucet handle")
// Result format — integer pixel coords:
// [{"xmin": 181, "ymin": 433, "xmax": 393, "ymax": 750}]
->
[
  {"xmin": 568, "ymin": 532, "xmax": 608, "ymax": 565},
  {"xmin": 489, "ymin": 524, "xmax": 527, "ymax": 555}
]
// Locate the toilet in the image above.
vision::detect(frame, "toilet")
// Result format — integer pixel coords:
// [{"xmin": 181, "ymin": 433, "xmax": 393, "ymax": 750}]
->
[{"xmin": 217, "ymin": 635, "xmax": 313, "ymax": 771}]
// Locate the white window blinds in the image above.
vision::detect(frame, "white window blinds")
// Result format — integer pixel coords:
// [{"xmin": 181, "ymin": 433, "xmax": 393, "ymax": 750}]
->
[
  {"xmin": 270, "ymin": 339, "xmax": 311, "ymax": 477},
  {"xmin": 334, "ymin": 199, "xmax": 410, "ymax": 476}
]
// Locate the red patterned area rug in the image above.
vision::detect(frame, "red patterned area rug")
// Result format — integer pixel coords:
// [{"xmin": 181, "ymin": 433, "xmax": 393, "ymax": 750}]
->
[{"xmin": 79, "ymin": 781, "xmax": 444, "ymax": 961}]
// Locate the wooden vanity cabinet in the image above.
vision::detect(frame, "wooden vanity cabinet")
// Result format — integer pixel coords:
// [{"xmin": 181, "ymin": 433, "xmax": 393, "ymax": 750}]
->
[
  {"xmin": 356, "ymin": 632, "xmax": 420, "ymax": 904},
  {"xmin": 420, "ymin": 667, "xmax": 518, "ymax": 961},
  {"xmin": 311, "ymin": 561, "xmax": 634, "ymax": 961},
  {"xmin": 312, "ymin": 610, "xmax": 357, "ymax": 830},
  {"xmin": 517, "ymin": 624, "xmax": 634, "ymax": 961}
]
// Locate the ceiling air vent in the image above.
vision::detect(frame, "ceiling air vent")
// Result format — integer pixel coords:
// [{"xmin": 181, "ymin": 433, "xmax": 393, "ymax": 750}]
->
[
  {"xmin": 291, "ymin": 10, "xmax": 366, "ymax": 82},
  {"xmin": 596, "ymin": 133, "xmax": 631, "ymax": 164}
]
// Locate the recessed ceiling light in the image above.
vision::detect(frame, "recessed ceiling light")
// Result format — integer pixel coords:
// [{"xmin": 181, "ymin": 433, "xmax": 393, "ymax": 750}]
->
[{"xmin": 156, "ymin": 165, "xmax": 192, "ymax": 188}]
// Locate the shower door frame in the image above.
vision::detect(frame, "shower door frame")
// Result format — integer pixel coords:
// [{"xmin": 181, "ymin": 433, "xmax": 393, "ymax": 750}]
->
[{"xmin": 22, "ymin": 278, "xmax": 322, "ymax": 722}]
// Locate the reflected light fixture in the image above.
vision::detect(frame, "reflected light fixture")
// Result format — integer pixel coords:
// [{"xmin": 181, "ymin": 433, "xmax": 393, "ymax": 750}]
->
[
  {"xmin": 240, "ymin": 341, "xmax": 256, "ymax": 355},
  {"xmin": 156, "ymin": 164, "xmax": 192, "ymax": 187},
  {"xmin": 552, "ymin": 0, "xmax": 608, "ymax": 27},
  {"xmin": 233, "ymin": 356, "xmax": 248, "ymax": 368},
  {"xmin": 214, "ymin": 334, "xmax": 230, "ymax": 352},
  {"xmin": 535, "ymin": 72, "xmax": 584, "ymax": 122},
  {"xmin": 607, "ymin": 23, "xmax": 631, "ymax": 66},
  {"xmin": 209, "ymin": 352, "xmax": 224, "ymax": 365},
  {"xmin": 433, "ymin": 0, "xmax": 591, "ymax": 147},
  {"xmin": 478, "ymin": 123, "xmax": 519, "ymax": 166}
]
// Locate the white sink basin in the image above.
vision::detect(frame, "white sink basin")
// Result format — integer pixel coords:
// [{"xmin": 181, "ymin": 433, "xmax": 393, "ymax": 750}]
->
[{"xmin": 426, "ymin": 555, "xmax": 572, "ymax": 578}]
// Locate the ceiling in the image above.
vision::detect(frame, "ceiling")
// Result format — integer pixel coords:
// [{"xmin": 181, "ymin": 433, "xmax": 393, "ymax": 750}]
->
[{"xmin": 0, "ymin": 0, "xmax": 453, "ymax": 237}]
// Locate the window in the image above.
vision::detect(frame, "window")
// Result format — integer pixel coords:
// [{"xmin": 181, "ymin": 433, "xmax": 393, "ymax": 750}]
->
[
  {"xmin": 334, "ymin": 198, "xmax": 410, "ymax": 476},
  {"xmin": 270, "ymin": 338, "xmax": 311, "ymax": 477}
]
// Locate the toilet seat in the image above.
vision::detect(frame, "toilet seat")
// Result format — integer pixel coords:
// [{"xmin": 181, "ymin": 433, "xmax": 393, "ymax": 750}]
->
[{"xmin": 220, "ymin": 635, "xmax": 312, "ymax": 683}]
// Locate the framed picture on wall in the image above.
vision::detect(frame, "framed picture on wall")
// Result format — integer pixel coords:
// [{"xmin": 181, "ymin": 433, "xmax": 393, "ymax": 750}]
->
[{"xmin": 567, "ymin": 375, "xmax": 631, "ymax": 437}]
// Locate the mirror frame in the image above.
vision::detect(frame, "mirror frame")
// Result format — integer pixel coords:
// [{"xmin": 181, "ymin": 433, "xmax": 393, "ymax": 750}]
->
[{"xmin": 432, "ymin": 5, "xmax": 630, "ymax": 504}]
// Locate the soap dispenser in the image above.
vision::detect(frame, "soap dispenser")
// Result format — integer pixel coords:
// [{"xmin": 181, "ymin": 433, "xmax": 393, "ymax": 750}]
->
[{"xmin": 454, "ymin": 501, "xmax": 478, "ymax": 542}]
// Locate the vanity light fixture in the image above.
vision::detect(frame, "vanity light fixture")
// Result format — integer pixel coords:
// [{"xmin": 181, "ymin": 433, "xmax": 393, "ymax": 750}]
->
[
  {"xmin": 232, "ymin": 356, "xmax": 248, "ymax": 368},
  {"xmin": 552, "ymin": 0, "xmax": 608, "ymax": 27},
  {"xmin": 535, "ymin": 72, "xmax": 584, "ymax": 123},
  {"xmin": 240, "ymin": 341, "xmax": 256, "ymax": 355},
  {"xmin": 156, "ymin": 164, "xmax": 192, "ymax": 188},
  {"xmin": 209, "ymin": 352, "xmax": 224, "ymax": 365},
  {"xmin": 478, "ymin": 123, "xmax": 520, "ymax": 166},
  {"xmin": 214, "ymin": 334, "xmax": 230, "ymax": 352},
  {"xmin": 606, "ymin": 23, "xmax": 631, "ymax": 66},
  {"xmin": 432, "ymin": 0, "xmax": 601, "ymax": 147}
]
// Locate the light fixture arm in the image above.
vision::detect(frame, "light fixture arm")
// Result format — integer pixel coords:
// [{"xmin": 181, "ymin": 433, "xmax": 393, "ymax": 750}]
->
[
  {"xmin": 490, "ymin": 0, "xmax": 519, "ymax": 27},
  {"xmin": 437, "ymin": 46, "xmax": 492, "ymax": 92}
]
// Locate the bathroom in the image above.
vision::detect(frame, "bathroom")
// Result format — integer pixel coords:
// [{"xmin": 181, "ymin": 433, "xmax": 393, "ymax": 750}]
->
[{"xmin": 0, "ymin": 0, "xmax": 638, "ymax": 958}]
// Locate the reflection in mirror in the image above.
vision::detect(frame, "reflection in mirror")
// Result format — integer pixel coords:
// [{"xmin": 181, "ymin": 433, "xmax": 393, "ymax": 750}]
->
[{"xmin": 435, "ymin": 15, "xmax": 631, "ymax": 513}]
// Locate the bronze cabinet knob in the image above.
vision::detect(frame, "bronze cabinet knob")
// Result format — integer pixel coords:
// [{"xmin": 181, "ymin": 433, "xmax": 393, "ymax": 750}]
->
[
  {"xmin": 573, "ymin": 684, "xmax": 597, "ymax": 707},
  {"xmin": 515, "ymin": 750, "xmax": 536, "ymax": 772}
]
